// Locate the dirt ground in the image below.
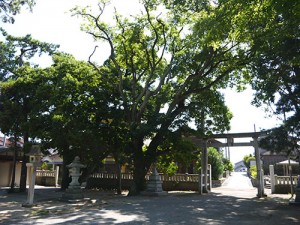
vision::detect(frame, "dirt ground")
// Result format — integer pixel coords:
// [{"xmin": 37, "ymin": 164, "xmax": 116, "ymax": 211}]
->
[{"xmin": 0, "ymin": 174, "xmax": 299, "ymax": 225}]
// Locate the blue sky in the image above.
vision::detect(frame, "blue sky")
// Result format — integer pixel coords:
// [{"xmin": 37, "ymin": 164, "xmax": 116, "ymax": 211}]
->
[{"xmin": 0, "ymin": 0, "xmax": 283, "ymax": 163}]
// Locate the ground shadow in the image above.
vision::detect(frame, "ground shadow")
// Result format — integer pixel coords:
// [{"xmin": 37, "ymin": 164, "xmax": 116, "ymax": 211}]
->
[{"xmin": 1, "ymin": 188, "xmax": 300, "ymax": 225}]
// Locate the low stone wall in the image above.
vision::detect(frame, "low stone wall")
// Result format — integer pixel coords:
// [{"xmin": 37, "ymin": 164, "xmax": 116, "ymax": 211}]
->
[
  {"xmin": 86, "ymin": 178, "xmax": 133, "ymax": 190},
  {"xmin": 86, "ymin": 178, "xmax": 201, "ymax": 191},
  {"xmin": 275, "ymin": 184, "xmax": 296, "ymax": 194},
  {"xmin": 36, "ymin": 176, "xmax": 56, "ymax": 186}
]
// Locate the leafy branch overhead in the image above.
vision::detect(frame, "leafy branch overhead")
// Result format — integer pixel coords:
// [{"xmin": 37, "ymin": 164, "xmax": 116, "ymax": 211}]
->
[
  {"xmin": 0, "ymin": 0, "xmax": 35, "ymax": 23},
  {"xmin": 72, "ymin": 0, "xmax": 249, "ymax": 135}
]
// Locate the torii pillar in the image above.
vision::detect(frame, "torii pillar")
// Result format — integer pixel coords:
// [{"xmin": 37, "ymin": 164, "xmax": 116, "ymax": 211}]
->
[
  {"xmin": 253, "ymin": 136, "xmax": 265, "ymax": 198},
  {"xmin": 201, "ymin": 139, "xmax": 209, "ymax": 193}
]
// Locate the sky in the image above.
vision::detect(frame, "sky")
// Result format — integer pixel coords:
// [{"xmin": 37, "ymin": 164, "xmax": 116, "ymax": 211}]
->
[{"xmin": 0, "ymin": 0, "xmax": 283, "ymax": 164}]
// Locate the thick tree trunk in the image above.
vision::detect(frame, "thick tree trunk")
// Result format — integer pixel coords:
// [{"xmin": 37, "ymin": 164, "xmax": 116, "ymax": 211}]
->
[
  {"xmin": 61, "ymin": 151, "xmax": 73, "ymax": 191},
  {"xmin": 129, "ymin": 158, "xmax": 147, "ymax": 195},
  {"xmin": 116, "ymin": 160, "xmax": 122, "ymax": 195},
  {"xmin": 9, "ymin": 146, "xmax": 17, "ymax": 192},
  {"xmin": 128, "ymin": 138, "xmax": 149, "ymax": 195}
]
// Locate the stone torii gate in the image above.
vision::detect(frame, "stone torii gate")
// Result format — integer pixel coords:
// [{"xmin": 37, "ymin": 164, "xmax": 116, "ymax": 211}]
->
[{"xmin": 190, "ymin": 131, "xmax": 267, "ymax": 198}]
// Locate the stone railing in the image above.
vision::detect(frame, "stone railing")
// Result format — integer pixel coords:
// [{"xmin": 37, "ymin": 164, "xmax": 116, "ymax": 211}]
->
[
  {"xmin": 269, "ymin": 165, "xmax": 299, "ymax": 194},
  {"xmin": 35, "ymin": 169, "xmax": 60, "ymax": 187},
  {"xmin": 88, "ymin": 165, "xmax": 212, "ymax": 192},
  {"xmin": 274, "ymin": 175, "xmax": 298, "ymax": 185},
  {"xmin": 90, "ymin": 172, "xmax": 200, "ymax": 182},
  {"xmin": 36, "ymin": 170, "xmax": 55, "ymax": 177}
]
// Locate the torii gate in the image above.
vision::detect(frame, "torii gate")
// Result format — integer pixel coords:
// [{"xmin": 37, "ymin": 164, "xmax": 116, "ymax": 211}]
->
[{"xmin": 189, "ymin": 131, "xmax": 267, "ymax": 198}]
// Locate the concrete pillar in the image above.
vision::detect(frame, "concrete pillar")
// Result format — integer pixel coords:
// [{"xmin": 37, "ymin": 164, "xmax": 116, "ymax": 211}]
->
[
  {"xmin": 55, "ymin": 166, "xmax": 59, "ymax": 187},
  {"xmin": 269, "ymin": 165, "xmax": 275, "ymax": 194}
]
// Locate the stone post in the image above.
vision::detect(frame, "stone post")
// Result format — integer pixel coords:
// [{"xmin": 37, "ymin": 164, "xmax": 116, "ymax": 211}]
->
[
  {"xmin": 22, "ymin": 145, "xmax": 42, "ymax": 207},
  {"xmin": 208, "ymin": 164, "xmax": 212, "ymax": 191},
  {"xmin": 55, "ymin": 166, "xmax": 59, "ymax": 187},
  {"xmin": 23, "ymin": 163, "xmax": 37, "ymax": 206},
  {"xmin": 269, "ymin": 165, "xmax": 275, "ymax": 194}
]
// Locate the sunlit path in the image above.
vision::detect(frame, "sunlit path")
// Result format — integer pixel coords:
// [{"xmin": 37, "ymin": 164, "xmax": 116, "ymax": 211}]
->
[
  {"xmin": 213, "ymin": 172, "xmax": 257, "ymax": 198},
  {"xmin": 222, "ymin": 172, "xmax": 254, "ymax": 189}
]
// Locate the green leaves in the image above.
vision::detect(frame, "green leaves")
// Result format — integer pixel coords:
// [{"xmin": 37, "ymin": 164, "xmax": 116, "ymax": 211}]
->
[
  {"xmin": 0, "ymin": 0, "xmax": 35, "ymax": 23},
  {"xmin": 0, "ymin": 30, "xmax": 58, "ymax": 80}
]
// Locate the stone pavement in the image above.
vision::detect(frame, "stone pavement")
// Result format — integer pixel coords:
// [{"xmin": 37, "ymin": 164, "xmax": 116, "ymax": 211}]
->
[{"xmin": 0, "ymin": 183, "xmax": 299, "ymax": 224}]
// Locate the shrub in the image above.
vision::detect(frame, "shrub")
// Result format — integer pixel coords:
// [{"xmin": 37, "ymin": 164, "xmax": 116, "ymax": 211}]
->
[
  {"xmin": 250, "ymin": 165, "xmax": 257, "ymax": 178},
  {"xmin": 222, "ymin": 158, "xmax": 234, "ymax": 172},
  {"xmin": 208, "ymin": 147, "xmax": 224, "ymax": 180}
]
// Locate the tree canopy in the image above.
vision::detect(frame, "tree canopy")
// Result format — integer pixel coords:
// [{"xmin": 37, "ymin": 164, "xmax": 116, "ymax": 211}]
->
[
  {"xmin": 71, "ymin": 0, "xmax": 253, "ymax": 193},
  {"xmin": 244, "ymin": 0, "xmax": 300, "ymax": 157}
]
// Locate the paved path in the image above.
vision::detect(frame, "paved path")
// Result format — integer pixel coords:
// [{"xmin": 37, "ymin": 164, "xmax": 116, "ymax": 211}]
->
[{"xmin": 1, "ymin": 174, "xmax": 299, "ymax": 224}]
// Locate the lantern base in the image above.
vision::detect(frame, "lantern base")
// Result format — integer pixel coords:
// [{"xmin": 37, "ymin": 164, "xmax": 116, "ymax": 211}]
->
[{"xmin": 61, "ymin": 188, "xmax": 85, "ymax": 202}]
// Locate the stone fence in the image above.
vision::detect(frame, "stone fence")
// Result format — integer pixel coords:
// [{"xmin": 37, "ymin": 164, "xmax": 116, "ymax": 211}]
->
[
  {"xmin": 87, "ymin": 169, "xmax": 212, "ymax": 192},
  {"xmin": 269, "ymin": 165, "xmax": 299, "ymax": 194},
  {"xmin": 35, "ymin": 169, "xmax": 59, "ymax": 187}
]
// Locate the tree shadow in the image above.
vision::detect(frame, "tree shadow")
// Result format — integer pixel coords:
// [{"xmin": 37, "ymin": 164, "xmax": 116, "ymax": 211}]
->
[{"xmin": 1, "ymin": 188, "xmax": 299, "ymax": 225}]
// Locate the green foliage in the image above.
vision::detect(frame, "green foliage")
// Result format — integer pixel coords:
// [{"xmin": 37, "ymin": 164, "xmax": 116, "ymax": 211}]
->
[
  {"xmin": 71, "ymin": 0, "xmax": 252, "ymax": 193},
  {"xmin": 157, "ymin": 161, "xmax": 178, "ymax": 176},
  {"xmin": 243, "ymin": 154, "xmax": 255, "ymax": 169},
  {"xmin": 156, "ymin": 135, "xmax": 197, "ymax": 175},
  {"xmin": 208, "ymin": 147, "xmax": 224, "ymax": 180},
  {"xmin": 0, "ymin": 0, "xmax": 35, "ymax": 23},
  {"xmin": 250, "ymin": 165, "xmax": 257, "ymax": 178},
  {"xmin": 222, "ymin": 158, "xmax": 233, "ymax": 172},
  {"xmin": 259, "ymin": 126, "xmax": 299, "ymax": 156},
  {"xmin": 41, "ymin": 162, "xmax": 51, "ymax": 171},
  {"xmin": 246, "ymin": 0, "xmax": 300, "ymax": 145},
  {"xmin": 38, "ymin": 53, "xmax": 112, "ymax": 163}
]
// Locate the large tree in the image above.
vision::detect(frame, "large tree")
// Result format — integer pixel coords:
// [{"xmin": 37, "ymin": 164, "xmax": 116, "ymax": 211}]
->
[
  {"xmin": 245, "ymin": 0, "xmax": 300, "ymax": 156},
  {"xmin": 0, "ymin": 30, "xmax": 57, "ymax": 191},
  {"xmin": 37, "ymin": 53, "xmax": 115, "ymax": 189},
  {"xmin": 72, "ymin": 0, "xmax": 253, "ymax": 194}
]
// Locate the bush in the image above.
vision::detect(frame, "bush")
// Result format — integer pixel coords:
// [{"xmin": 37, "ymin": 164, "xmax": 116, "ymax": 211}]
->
[
  {"xmin": 250, "ymin": 165, "xmax": 257, "ymax": 178},
  {"xmin": 243, "ymin": 154, "xmax": 255, "ymax": 169},
  {"xmin": 41, "ymin": 162, "xmax": 51, "ymax": 170},
  {"xmin": 208, "ymin": 147, "xmax": 224, "ymax": 180},
  {"xmin": 222, "ymin": 158, "xmax": 233, "ymax": 172}
]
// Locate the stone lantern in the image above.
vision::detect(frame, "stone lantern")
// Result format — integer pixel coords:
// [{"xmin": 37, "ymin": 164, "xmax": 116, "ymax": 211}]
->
[
  {"xmin": 22, "ymin": 145, "xmax": 43, "ymax": 207},
  {"xmin": 62, "ymin": 156, "xmax": 87, "ymax": 201}
]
